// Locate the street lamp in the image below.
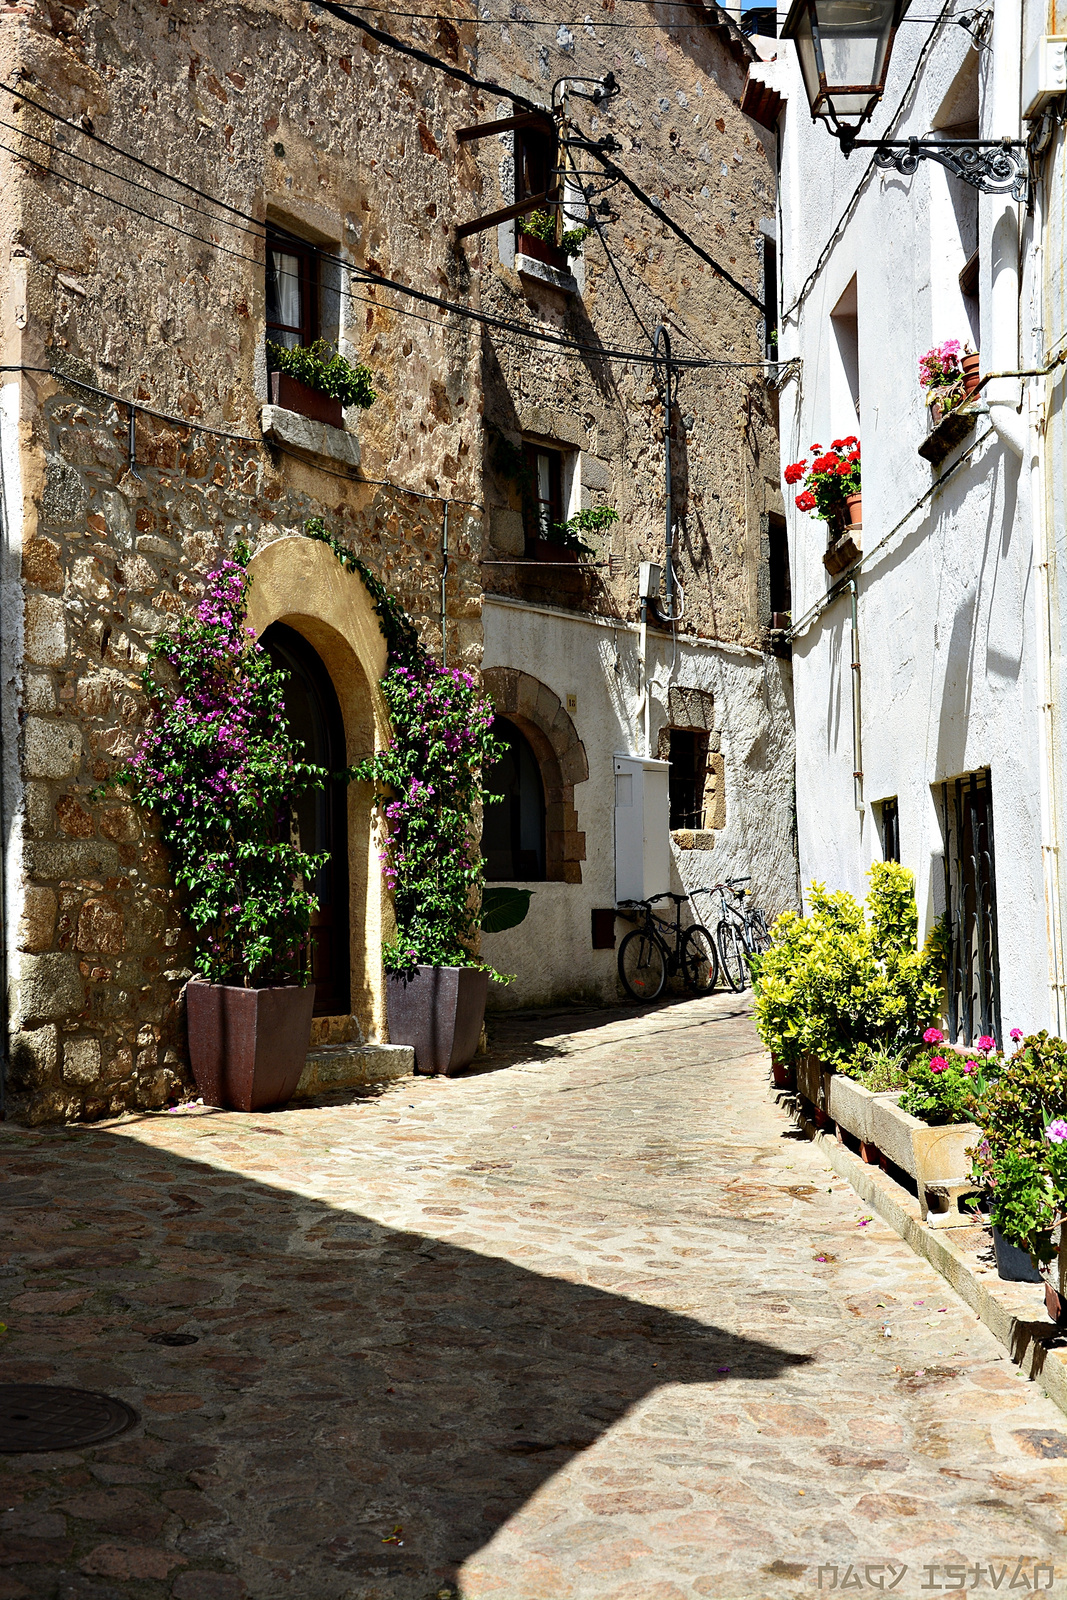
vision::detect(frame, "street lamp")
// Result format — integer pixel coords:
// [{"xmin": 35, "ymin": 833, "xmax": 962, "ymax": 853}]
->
[
  {"xmin": 781, "ymin": 0, "xmax": 1028, "ymax": 197},
  {"xmin": 782, "ymin": 0, "xmax": 906, "ymax": 136}
]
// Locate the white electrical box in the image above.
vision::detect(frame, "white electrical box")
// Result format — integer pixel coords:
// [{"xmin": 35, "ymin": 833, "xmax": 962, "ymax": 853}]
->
[
  {"xmin": 1023, "ymin": 36, "xmax": 1067, "ymax": 118},
  {"xmin": 614, "ymin": 754, "xmax": 671, "ymax": 905}
]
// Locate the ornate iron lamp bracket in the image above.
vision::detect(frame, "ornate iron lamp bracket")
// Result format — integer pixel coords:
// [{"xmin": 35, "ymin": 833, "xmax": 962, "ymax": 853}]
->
[{"xmin": 840, "ymin": 134, "xmax": 1028, "ymax": 201}]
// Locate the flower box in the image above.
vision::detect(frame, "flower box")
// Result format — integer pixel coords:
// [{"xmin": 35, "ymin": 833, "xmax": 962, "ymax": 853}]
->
[
  {"xmin": 527, "ymin": 537, "xmax": 580, "ymax": 565},
  {"xmin": 796, "ymin": 1054, "xmax": 832, "ymax": 1124},
  {"xmin": 823, "ymin": 532, "xmax": 861, "ymax": 575},
  {"xmin": 868, "ymin": 1095, "xmax": 980, "ymax": 1227},
  {"xmin": 918, "ymin": 403, "xmax": 975, "ymax": 466},
  {"xmin": 270, "ymin": 370, "xmax": 344, "ymax": 429},
  {"xmin": 517, "ymin": 232, "xmax": 572, "ymax": 272}
]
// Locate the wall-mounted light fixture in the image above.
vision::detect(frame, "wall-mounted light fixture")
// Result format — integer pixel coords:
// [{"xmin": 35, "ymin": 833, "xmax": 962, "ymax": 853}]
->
[{"xmin": 781, "ymin": 0, "xmax": 1028, "ymax": 198}]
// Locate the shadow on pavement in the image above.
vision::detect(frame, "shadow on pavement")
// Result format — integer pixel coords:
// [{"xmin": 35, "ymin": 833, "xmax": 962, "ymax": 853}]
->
[{"xmin": 1, "ymin": 1122, "xmax": 810, "ymax": 1599}]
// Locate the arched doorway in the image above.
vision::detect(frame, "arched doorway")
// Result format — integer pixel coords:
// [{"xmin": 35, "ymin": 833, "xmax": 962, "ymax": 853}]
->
[
  {"xmin": 482, "ymin": 717, "xmax": 546, "ymax": 881},
  {"xmin": 262, "ymin": 622, "xmax": 350, "ymax": 1015}
]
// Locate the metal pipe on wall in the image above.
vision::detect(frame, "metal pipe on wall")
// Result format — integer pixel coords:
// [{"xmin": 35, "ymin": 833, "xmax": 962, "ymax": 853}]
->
[{"xmin": 848, "ymin": 579, "xmax": 863, "ymax": 814}]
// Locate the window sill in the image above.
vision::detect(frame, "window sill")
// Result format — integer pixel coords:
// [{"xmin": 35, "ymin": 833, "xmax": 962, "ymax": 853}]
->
[
  {"xmin": 516, "ymin": 251, "xmax": 580, "ymax": 294},
  {"xmin": 671, "ymin": 827, "xmax": 718, "ymax": 851},
  {"xmin": 261, "ymin": 404, "xmax": 362, "ymax": 472}
]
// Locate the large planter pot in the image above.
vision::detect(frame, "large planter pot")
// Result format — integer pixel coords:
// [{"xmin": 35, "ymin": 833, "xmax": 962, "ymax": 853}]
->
[
  {"xmin": 386, "ymin": 965, "xmax": 489, "ymax": 1077},
  {"xmin": 270, "ymin": 370, "xmax": 344, "ymax": 428},
  {"xmin": 770, "ymin": 1053, "xmax": 795, "ymax": 1090},
  {"xmin": 185, "ymin": 979, "xmax": 315, "ymax": 1111},
  {"xmin": 796, "ymin": 1054, "xmax": 832, "ymax": 1124},
  {"xmin": 1040, "ymin": 1225, "xmax": 1067, "ymax": 1325},
  {"xmin": 868, "ymin": 1096, "xmax": 980, "ymax": 1226},
  {"xmin": 992, "ymin": 1224, "xmax": 1043, "ymax": 1284},
  {"xmin": 845, "ymin": 492, "xmax": 862, "ymax": 528}
]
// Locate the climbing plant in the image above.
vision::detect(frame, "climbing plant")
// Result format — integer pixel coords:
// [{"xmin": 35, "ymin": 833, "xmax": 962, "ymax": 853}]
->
[{"xmin": 305, "ymin": 519, "xmax": 526, "ymax": 973}]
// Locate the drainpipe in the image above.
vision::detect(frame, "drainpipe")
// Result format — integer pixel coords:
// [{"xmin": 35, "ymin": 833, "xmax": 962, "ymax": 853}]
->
[
  {"xmin": 848, "ymin": 579, "xmax": 863, "ymax": 813},
  {"xmin": 440, "ymin": 500, "xmax": 449, "ymax": 668},
  {"xmin": 985, "ymin": 0, "xmax": 1025, "ymax": 457},
  {"xmin": 652, "ymin": 324, "xmax": 682, "ymax": 624}
]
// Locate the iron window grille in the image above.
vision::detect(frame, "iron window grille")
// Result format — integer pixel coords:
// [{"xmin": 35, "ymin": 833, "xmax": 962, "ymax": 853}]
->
[{"xmin": 940, "ymin": 769, "xmax": 1002, "ymax": 1047}]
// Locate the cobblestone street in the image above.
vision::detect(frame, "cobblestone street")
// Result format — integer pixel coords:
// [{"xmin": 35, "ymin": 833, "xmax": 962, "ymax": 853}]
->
[{"xmin": 2, "ymin": 994, "xmax": 1066, "ymax": 1600}]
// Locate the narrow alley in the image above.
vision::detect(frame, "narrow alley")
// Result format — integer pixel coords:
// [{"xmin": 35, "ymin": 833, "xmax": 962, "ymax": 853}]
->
[{"xmin": 2, "ymin": 996, "xmax": 1064, "ymax": 1600}]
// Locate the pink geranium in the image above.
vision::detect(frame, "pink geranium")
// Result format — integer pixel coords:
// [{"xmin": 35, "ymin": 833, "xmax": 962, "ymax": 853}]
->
[
  {"xmin": 976, "ymin": 1035, "xmax": 996, "ymax": 1053},
  {"xmin": 923, "ymin": 1027, "xmax": 944, "ymax": 1045},
  {"xmin": 962, "ymin": 1061, "xmax": 977, "ymax": 1075},
  {"xmin": 929, "ymin": 1056, "xmax": 947, "ymax": 1074},
  {"xmin": 1010, "ymin": 1028, "xmax": 1023, "ymax": 1042}
]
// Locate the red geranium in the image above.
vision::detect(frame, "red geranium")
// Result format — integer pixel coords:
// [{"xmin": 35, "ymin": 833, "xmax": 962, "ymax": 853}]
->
[{"xmin": 784, "ymin": 438, "xmax": 861, "ymax": 522}]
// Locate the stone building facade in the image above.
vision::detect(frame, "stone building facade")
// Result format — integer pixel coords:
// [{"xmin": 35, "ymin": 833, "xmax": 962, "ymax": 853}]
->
[{"xmin": 1, "ymin": 0, "xmax": 793, "ymax": 1122}]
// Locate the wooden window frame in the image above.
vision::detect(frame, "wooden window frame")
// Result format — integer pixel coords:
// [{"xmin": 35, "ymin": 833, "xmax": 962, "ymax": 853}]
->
[{"xmin": 266, "ymin": 227, "xmax": 319, "ymax": 352}]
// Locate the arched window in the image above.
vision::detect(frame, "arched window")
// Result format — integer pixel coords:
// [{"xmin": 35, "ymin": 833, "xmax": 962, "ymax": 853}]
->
[
  {"xmin": 482, "ymin": 717, "xmax": 546, "ymax": 882},
  {"xmin": 261, "ymin": 622, "xmax": 350, "ymax": 1016}
]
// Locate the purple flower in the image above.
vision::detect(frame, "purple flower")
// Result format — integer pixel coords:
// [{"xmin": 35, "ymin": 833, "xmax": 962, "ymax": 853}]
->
[{"xmin": 1046, "ymin": 1119, "xmax": 1067, "ymax": 1145}]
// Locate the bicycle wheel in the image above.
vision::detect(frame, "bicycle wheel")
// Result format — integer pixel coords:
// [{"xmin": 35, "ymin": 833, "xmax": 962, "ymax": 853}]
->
[
  {"xmin": 682, "ymin": 924, "xmax": 720, "ymax": 994},
  {"xmin": 717, "ymin": 921, "xmax": 748, "ymax": 992},
  {"xmin": 749, "ymin": 908, "xmax": 772, "ymax": 953},
  {"xmin": 618, "ymin": 928, "xmax": 667, "ymax": 1000}
]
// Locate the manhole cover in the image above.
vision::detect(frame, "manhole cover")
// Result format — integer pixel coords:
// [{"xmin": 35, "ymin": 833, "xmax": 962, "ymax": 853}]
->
[{"xmin": 0, "ymin": 1385, "xmax": 139, "ymax": 1453}]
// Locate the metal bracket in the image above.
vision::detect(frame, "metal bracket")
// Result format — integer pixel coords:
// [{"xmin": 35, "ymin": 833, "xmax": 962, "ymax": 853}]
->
[{"xmin": 840, "ymin": 134, "xmax": 1028, "ymax": 201}]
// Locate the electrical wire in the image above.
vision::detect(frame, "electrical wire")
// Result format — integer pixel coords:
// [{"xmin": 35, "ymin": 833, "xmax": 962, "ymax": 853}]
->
[
  {"xmin": 6, "ymin": 130, "xmax": 776, "ymax": 370},
  {"xmin": 1, "ymin": 85, "xmax": 773, "ymax": 366}
]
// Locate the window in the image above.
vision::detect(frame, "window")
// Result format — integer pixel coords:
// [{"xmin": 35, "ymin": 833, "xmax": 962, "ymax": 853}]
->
[
  {"xmin": 668, "ymin": 729, "xmax": 708, "ymax": 830},
  {"xmin": 523, "ymin": 442, "xmax": 565, "ymax": 547},
  {"xmin": 878, "ymin": 796, "xmax": 900, "ymax": 862},
  {"xmin": 516, "ymin": 125, "xmax": 557, "ymax": 210},
  {"xmin": 482, "ymin": 718, "xmax": 547, "ymax": 881},
  {"xmin": 266, "ymin": 228, "xmax": 318, "ymax": 351},
  {"xmin": 762, "ymin": 234, "xmax": 779, "ymax": 360},
  {"xmin": 768, "ymin": 512, "xmax": 791, "ymax": 625},
  {"xmin": 940, "ymin": 770, "xmax": 1001, "ymax": 1045},
  {"xmin": 830, "ymin": 276, "xmax": 860, "ymax": 425}
]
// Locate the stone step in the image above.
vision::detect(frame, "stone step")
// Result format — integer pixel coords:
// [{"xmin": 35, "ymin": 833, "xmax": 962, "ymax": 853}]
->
[{"xmin": 293, "ymin": 1042, "xmax": 413, "ymax": 1099}]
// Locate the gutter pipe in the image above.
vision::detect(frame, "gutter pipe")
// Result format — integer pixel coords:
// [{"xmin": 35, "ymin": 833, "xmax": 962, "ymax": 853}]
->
[{"xmin": 848, "ymin": 579, "xmax": 862, "ymax": 814}]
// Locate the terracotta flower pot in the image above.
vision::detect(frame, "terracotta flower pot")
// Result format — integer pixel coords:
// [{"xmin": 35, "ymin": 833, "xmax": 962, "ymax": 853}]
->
[
  {"xmin": 386, "ymin": 965, "xmax": 490, "ymax": 1076},
  {"xmin": 527, "ymin": 537, "xmax": 580, "ymax": 565},
  {"xmin": 269, "ymin": 370, "xmax": 344, "ymax": 428},
  {"xmin": 845, "ymin": 492, "xmax": 862, "ymax": 527},
  {"xmin": 962, "ymin": 351, "xmax": 981, "ymax": 398},
  {"xmin": 185, "ymin": 979, "xmax": 316, "ymax": 1111}
]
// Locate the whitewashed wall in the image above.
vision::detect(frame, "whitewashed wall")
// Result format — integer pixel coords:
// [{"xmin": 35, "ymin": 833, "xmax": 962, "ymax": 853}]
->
[
  {"xmin": 481, "ymin": 596, "xmax": 797, "ymax": 1009},
  {"xmin": 775, "ymin": 0, "xmax": 1053, "ymax": 1038}
]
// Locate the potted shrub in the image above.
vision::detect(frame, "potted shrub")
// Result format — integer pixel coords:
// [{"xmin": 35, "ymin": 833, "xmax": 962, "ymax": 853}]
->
[
  {"xmin": 784, "ymin": 438, "xmax": 861, "ymax": 563},
  {"xmin": 111, "ymin": 549, "xmax": 335, "ymax": 1110},
  {"xmin": 266, "ymin": 337, "xmax": 376, "ymax": 428},
  {"xmin": 304, "ymin": 524, "xmax": 530, "ymax": 1075}
]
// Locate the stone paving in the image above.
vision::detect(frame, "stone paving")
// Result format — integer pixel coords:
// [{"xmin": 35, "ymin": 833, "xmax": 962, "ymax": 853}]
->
[{"xmin": 2, "ymin": 993, "xmax": 1066, "ymax": 1600}]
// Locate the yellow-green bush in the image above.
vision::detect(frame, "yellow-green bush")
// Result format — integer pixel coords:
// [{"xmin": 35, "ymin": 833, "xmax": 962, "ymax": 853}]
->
[{"xmin": 751, "ymin": 863, "xmax": 945, "ymax": 1070}]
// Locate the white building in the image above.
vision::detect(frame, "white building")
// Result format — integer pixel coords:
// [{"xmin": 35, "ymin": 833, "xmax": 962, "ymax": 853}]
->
[{"xmin": 748, "ymin": 0, "xmax": 1067, "ymax": 1043}]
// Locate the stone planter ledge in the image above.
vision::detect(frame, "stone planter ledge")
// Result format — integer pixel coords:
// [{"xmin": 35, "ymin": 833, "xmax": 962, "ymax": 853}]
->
[{"xmin": 778, "ymin": 1075, "xmax": 1067, "ymax": 1424}]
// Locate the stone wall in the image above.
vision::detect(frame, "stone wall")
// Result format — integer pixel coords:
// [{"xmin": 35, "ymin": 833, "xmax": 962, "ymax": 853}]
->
[{"xmin": 3, "ymin": 0, "xmax": 489, "ymax": 1121}]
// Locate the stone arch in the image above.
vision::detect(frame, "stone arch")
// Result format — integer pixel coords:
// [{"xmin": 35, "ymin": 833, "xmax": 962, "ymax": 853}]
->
[
  {"xmin": 482, "ymin": 667, "xmax": 588, "ymax": 883},
  {"xmin": 245, "ymin": 536, "xmax": 390, "ymax": 1039}
]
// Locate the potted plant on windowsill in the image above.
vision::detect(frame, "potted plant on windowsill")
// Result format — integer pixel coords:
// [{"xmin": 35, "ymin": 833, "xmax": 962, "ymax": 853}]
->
[
  {"xmin": 517, "ymin": 209, "xmax": 589, "ymax": 274},
  {"xmin": 528, "ymin": 504, "xmax": 619, "ymax": 565},
  {"xmin": 919, "ymin": 339, "xmax": 979, "ymax": 426},
  {"xmin": 266, "ymin": 338, "xmax": 376, "ymax": 429},
  {"xmin": 302, "ymin": 522, "xmax": 532, "ymax": 1076},
  {"xmin": 784, "ymin": 438, "xmax": 861, "ymax": 573},
  {"xmin": 108, "ymin": 547, "xmax": 338, "ymax": 1111}
]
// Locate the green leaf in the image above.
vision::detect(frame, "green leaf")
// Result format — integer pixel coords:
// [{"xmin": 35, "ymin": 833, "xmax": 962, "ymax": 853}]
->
[{"xmin": 480, "ymin": 887, "xmax": 533, "ymax": 934}]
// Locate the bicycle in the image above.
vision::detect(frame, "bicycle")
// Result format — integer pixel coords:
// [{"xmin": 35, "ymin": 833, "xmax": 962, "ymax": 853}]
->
[
  {"xmin": 711, "ymin": 877, "xmax": 772, "ymax": 992},
  {"xmin": 616, "ymin": 891, "xmax": 720, "ymax": 1001}
]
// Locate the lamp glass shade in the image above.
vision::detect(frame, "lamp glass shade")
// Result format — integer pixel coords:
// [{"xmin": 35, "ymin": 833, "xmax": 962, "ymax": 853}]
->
[{"xmin": 783, "ymin": 0, "xmax": 907, "ymax": 128}]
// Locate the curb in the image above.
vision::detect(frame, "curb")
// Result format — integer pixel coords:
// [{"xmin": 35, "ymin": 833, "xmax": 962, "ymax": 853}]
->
[{"xmin": 786, "ymin": 1090, "xmax": 1067, "ymax": 1422}]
